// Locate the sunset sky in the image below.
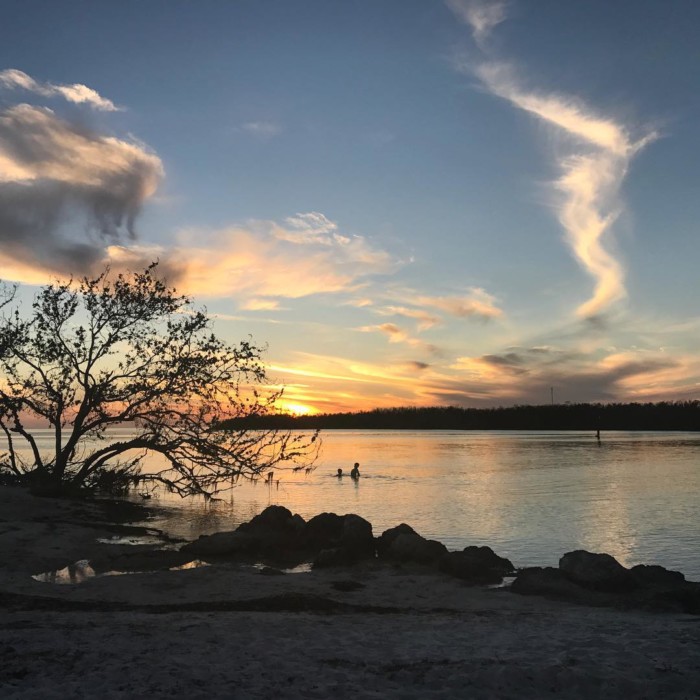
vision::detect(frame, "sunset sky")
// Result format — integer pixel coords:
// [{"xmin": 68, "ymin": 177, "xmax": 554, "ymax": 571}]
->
[{"xmin": 1, "ymin": 1, "xmax": 699, "ymax": 414}]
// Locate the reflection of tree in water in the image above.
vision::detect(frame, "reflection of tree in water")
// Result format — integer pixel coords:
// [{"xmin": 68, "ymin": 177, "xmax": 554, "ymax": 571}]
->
[{"xmin": 168, "ymin": 497, "xmax": 270, "ymax": 539}]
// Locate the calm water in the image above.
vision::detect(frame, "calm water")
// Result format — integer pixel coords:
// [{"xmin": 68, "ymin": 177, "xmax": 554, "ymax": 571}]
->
[{"xmin": 10, "ymin": 429, "xmax": 700, "ymax": 578}]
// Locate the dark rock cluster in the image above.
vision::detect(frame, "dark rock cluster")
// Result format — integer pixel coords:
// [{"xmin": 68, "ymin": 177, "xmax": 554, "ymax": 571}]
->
[
  {"xmin": 181, "ymin": 506, "xmax": 378, "ymax": 568},
  {"xmin": 180, "ymin": 507, "xmax": 700, "ymax": 612},
  {"xmin": 181, "ymin": 506, "xmax": 515, "ymax": 585},
  {"xmin": 512, "ymin": 549, "xmax": 700, "ymax": 614}
]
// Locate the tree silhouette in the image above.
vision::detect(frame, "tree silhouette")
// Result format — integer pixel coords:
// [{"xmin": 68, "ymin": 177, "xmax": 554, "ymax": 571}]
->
[{"xmin": 0, "ymin": 264, "xmax": 317, "ymax": 497}]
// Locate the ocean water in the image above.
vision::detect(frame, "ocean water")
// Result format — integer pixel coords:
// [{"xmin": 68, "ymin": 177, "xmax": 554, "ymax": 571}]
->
[
  {"xmin": 8, "ymin": 429, "xmax": 700, "ymax": 578},
  {"xmin": 130, "ymin": 429, "xmax": 700, "ymax": 579}
]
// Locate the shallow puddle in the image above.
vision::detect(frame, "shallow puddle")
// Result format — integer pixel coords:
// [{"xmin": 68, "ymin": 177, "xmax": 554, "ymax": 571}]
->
[{"xmin": 33, "ymin": 558, "xmax": 210, "ymax": 584}]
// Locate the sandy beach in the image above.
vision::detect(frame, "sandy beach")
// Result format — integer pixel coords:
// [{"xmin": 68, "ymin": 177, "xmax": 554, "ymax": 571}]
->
[{"xmin": 1, "ymin": 485, "xmax": 699, "ymax": 699}]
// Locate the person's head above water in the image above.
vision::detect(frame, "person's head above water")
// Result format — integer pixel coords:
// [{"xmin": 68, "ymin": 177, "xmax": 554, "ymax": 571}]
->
[{"xmin": 337, "ymin": 468, "xmax": 343, "ymax": 476}]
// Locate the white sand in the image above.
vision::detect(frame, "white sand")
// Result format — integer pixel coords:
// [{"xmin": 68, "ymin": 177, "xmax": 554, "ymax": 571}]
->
[{"xmin": 1, "ymin": 486, "xmax": 699, "ymax": 699}]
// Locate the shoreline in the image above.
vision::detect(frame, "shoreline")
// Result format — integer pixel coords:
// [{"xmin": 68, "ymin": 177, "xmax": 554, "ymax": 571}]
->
[{"xmin": 2, "ymin": 485, "xmax": 700, "ymax": 698}]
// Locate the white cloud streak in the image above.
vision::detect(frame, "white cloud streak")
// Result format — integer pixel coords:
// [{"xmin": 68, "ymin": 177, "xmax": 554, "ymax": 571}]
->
[
  {"xmin": 0, "ymin": 68, "xmax": 119, "ymax": 111},
  {"xmin": 472, "ymin": 62, "xmax": 656, "ymax": 318}
]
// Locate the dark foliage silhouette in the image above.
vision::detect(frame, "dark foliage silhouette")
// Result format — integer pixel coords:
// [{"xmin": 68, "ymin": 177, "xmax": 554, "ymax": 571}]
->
[
  {"xmin": 221, "ymin": 402, "xmax": 700, "ymax": 431},
  {"xmin": 0, "ymin": 264, "xmax": 317, "ymax": 497}
]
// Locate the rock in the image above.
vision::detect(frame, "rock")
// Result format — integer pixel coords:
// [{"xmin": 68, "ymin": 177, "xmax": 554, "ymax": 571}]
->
[
  {"xmin": 376, "ymin": 524, "xmax": 417, "ymax": 558},
  {"xmin": 559, "ymin": 550, "xmax": 635, "ymax": 592},
  {"xmin": 258, "ymin": 566, "xmax": 285, "ymax": 576},
  {"xmin": 647, "ymin": 582, "xmax": 700, "ymax": 614},
  {"xmin": 181, "ymin": 530, "xmax": 257, "ymax": 558},
  {"xmin": 340, "ymin": 514, "xmax": 374, "ymax": 557},
  {"xmin": 385, "ymin": 532, "xmax": 447, "ymax": 565},
  {"xmin": 511, "ymin": 567, "xmax": 595, "ymax": 600},
  {"xmin": 305, "ymin": 513, "xmax": 375, "ymax": 560},
  {"xmin": 305, "ymin": 512, "xmax": 345, "ymax": 550},
  {"xmin": 462, "ymin": 546, "xmax": 514, "ymax": 575},
  {"xmin": 630, "ymin": 564, "xmax": 685, "ymax": 588},
  {"xmin": 236, "ymin": 505, "xmax": 306, "ymax": 552},
  {"xmin": 439, "ymin": 546, "xmax": 513, "ymax": 585}
]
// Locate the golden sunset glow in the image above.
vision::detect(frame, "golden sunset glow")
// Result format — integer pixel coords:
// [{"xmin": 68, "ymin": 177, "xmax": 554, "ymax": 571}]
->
[{"xmin": 276, "ymin": 400, "xmax": 318, "ymax": 416}]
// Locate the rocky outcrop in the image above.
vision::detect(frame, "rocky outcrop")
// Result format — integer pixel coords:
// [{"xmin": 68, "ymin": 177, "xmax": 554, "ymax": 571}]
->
[
  {"xmin": 439, "ymin": 546, "xmax": 514, "ymax": 585},
  {"xmin": 376, "ymin": 524, "xmax": 447, "ymax": 565},
  {"xmin": 183, "ymin": 505, "xmax": 305, "ymax": 562},
  {"xmin": 305, "ymin": 512, "xmax": 345, "ymax": 550},
  {"xmin": 512, "ymin": 550, "xmax": 700, "ymax": 614},
  {"xmin": 375, "ymin": 524, "xmax": 417, "ymax": 558},
  {"xmin": 630, "ymin": 564, "xmax": 685, "ymax": 588},
  {"xmin": 310, "ymin": 513, "xmax": 375, "ymax": 567},
  {"xmin": 377, "ymin": 526, "xmax": 513, "ymax": 585},
  {"xmin": 236, "ymin": 505, "xmax": 306, "ymax": 552},
  {"xmin": 184, "ymin": 507, "xmax": 375, "ymax": 567},
  {"xmin": 305, "ymin": 512, "xmax": 374, "ymax": 559},
  {"xmin": 559, "ymin": 550, "xmax": 635, "ymax": 592}
]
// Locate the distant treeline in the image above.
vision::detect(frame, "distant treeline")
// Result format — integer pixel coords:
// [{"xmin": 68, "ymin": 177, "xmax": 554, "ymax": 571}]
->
[{"xmin": 221, "ymin": 401, "xmax": 700, "ymax": 431}]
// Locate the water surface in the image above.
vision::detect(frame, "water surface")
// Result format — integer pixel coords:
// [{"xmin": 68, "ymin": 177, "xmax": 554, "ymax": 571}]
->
[
  {"xmin": 9, "ymin": 428, "xmax": 700, "ymax": 578},
  {"xmin": 139, "ymin": 430, "xmax": 700, "ymax": 579}
]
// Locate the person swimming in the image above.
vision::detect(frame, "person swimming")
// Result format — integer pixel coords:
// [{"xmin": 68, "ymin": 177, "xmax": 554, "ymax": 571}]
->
[
  {"xmin": 350, "ymin": 462, "xmax": 360, "ymax": 479},
  {"xmin": 337, "ymin": 468, "xmax": 343, "ymax": 478}
]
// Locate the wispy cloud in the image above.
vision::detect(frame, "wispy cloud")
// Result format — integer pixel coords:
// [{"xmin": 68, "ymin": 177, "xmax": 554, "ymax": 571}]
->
[
  {"xmin": 447, "ymin": 1, "xmax": 656, "ymax": 322},
  {"xmin": 240, "ymin": 121, "xmax": 282, "ymax": 139},
  {"xmin": 100, "ymin": 212, "xmax": 397, "ymax": 306},
  {"xmin": 0, "ymin": 104, "xmax": 163, "ymax": 281},
  {"xmin": 376, "ymin": 305, "xmax": 440, "ymax": 330},
  {"xmin": 417, "ymin": 288, "xmax": 503, "ymax": 320},
  {"xmin": 446, "ymin": 0, "xmax": 508, "ymax": 46},
  {"xmin": 473, "ymin": 63, "xmax": 656, "ymax": 318},
  {"xmin": 358, "ymin": 322, "xmax": 438, "ymax": 353},
  {"xmin": 240, "ymin": 298, "xmax": 281, "ymax": 311},
  {"xmin": 0, "ymin": 68, "xmax": 120, "ymax": 111}
]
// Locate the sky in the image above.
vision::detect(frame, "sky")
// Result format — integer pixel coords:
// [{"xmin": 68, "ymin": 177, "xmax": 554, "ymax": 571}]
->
[{"xmin": 1, "ymin": 0, "xmax": 699, "ymax": 414}]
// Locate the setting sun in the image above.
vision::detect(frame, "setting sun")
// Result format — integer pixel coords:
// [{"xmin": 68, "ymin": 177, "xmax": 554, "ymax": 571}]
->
[{"xmin": 276, "ymin": 401, "xmax": 317, "ymax": 416}]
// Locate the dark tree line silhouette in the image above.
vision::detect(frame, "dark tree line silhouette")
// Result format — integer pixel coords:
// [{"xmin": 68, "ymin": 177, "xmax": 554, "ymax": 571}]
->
[{"xmin": 221, "ymin": 401, "xmax": 700, "ymax": 432}]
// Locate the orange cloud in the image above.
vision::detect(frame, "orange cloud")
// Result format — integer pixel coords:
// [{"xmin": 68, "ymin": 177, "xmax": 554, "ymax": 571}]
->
[
  {"xmin": 102, "ymin": 213, "xmax": 397, "ymax": 306},
  {"xmin": 416, "ymin": 289, "xmax": 503, "ymax": 319}
]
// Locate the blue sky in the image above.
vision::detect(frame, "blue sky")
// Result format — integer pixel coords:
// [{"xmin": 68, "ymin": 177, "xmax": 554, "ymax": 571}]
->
[{"xmin": 1, "ymin": 0, "xmax": 699, "ymax": 412}]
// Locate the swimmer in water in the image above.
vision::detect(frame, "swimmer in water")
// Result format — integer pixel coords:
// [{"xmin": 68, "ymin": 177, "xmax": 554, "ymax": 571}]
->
[
  {"xmin": 350, "ymin": 462, "xmax": 360, "ymax": 479},
  {"xmin": 337, "ymin": 468, "xmax": 343, "ymax": 477}
]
